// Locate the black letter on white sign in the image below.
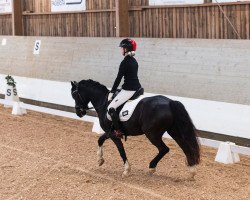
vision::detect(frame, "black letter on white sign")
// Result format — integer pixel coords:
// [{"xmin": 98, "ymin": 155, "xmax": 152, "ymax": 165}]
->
[
  {"xmin": 7, "ymin": 89, "xmax": 11, "ymax": 96},
  {"xmin": 35, "ymin": 42, "xmax": 40, "ymax": 50}
]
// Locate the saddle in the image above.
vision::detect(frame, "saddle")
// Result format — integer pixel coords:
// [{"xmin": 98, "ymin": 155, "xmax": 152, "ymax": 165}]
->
[{"xmin": 108, "ymin": 87, "xmax": 145, "ymax": 122}]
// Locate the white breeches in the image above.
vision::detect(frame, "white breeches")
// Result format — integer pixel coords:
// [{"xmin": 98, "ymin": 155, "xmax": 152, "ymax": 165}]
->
[{"xmin": 108, "ymin": 89, "xmax": 136, "ymax": 110}]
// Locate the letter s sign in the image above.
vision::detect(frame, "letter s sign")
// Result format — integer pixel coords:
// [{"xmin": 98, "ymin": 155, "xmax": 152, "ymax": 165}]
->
[
  {"xmin": 33, "ymin": 40, "xmax": 41, "ymax": 55},
  {"xmin": 7, "ymin": 89, "xmax": 11, "ymax": 96},
  {"xmin": 13, "ymin": 88, "xmax": 17, "ymax": 96},
  {"xmin": 35, "ymin": 42, "xmax": 40, "ymax": 50}
]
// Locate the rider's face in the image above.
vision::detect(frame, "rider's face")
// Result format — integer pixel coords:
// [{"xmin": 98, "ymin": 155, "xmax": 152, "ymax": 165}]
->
[{"xmin": 121, "ymin": 48, "xmax": 127, "ymax": 56}]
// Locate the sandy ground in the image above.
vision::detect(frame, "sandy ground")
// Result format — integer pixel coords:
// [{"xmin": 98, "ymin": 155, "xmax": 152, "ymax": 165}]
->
[{"xmin": 0, "ymin": 106, "xmax": 249, "ymax": 200}]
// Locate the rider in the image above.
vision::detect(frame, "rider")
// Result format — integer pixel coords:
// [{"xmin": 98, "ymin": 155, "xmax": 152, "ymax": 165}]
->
[{"xmin": 108, "ymin": 38, "xmax": 142, "ymax": 136}]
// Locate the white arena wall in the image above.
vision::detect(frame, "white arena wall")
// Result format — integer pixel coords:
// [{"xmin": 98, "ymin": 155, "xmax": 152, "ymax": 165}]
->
[
  {"xmin": 1, "ymin": 36, "xmax": 250, "ymax": 105},
  {"xmin": 0, "ymin": 74, "xmax": 249, "ymax": 140}
]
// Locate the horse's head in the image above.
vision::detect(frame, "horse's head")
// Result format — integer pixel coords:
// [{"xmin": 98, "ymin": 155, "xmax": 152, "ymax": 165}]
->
[{"xmin": 71, "ymin": 81, "xmax": 90, "ymax": 118}]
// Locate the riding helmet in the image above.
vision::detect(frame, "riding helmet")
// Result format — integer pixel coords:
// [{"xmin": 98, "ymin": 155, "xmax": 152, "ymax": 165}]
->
[{"xmin": 119, "ymin": 38, "xmax": 137, "ymax": 52}]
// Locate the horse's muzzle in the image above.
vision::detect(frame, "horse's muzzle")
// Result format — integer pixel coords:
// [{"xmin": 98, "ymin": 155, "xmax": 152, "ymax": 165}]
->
[{"xmin": 76, "ymin": 109, "xmax": 86, "ymax": 118}]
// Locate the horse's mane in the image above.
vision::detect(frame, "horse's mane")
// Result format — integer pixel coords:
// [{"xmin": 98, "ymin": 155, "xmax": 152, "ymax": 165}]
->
[{"xmin": 79, "ymin": 79, "xmax": 109, "ymax": 93}]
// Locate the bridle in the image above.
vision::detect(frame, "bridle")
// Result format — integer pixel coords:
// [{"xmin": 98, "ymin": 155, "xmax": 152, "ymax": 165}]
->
[
  {"xmin": 72, "ymin": 89, "xmax": 91, "ymax": 111},
  {"xmin": 72, "ymin": 87, "xmax": 108, "ymax": 113}
]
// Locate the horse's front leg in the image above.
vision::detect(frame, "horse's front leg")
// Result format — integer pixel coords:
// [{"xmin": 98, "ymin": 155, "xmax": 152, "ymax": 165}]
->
[
  {"xmin": 110, "ymin": 136, "xmax": 130, "ymax": 177},
  {"xmin": 97, "ymin": 133, "xmax": 109, "ymax": 166}
]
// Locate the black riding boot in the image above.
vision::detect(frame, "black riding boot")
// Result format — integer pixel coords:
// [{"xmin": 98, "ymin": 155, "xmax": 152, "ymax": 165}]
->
[{"xmin": 108, "ymin": 108, "xmax": 123, "ymax": 138}]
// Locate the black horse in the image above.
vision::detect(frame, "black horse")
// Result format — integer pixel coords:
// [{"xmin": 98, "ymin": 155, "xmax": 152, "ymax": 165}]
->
[{"xmin": 71, "ymin": 79, "xmax": 200, "ymax": 178}]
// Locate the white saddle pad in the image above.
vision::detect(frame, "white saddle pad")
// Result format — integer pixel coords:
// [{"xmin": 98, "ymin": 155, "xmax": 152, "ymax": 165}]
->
[{"xmin": 107, "ymin": 95, "xmax": 145, "ymax": 122}]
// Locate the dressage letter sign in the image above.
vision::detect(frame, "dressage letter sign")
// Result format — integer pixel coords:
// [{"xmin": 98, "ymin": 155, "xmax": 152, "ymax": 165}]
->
[
  {"xmin": 51, "ymin": 0, "xmax": 86, "ymax": 12},
  {"xmin": 33, "ymin": 40, "xmax": 42, "ymax": 55},
  {"xmin": 0, "ymin": 0, "xmax": 12, "ymax": 13}
]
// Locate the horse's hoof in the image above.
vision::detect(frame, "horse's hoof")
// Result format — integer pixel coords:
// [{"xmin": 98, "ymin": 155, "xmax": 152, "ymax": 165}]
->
[
  {"xmin": 188, "ymin": 173, "xmax": 196, "ymax": 181},
  {"xmin": 188, "ymin": 166, "xmax": 196, "ymax": 180},
  {"xmin": 149, "ymin": 168, "xmax": 156, "ymax": 175},
  {"xmin": 188, "ymin": 171, "xmax": 196, "ymax": 181},
  {"xmin": 98, "ymin": 158, "xmax": 105, "ymax": 166},
  {"xmin": 122, "ymin": 170, "xmax": 130, "ymax": 178}
]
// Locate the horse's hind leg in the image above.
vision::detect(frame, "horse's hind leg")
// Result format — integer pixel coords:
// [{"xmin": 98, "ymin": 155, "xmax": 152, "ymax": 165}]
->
[
  {"xmin": 110, "ymin": 135, "xmax": 130, "ymax": 177},
  {"xmin": 97, "ymin": 133, "xmax": 109, "ymax": 166},
  {"xmin": 146, "ymin": 133, "xmax": 170, "ymax": 175}
]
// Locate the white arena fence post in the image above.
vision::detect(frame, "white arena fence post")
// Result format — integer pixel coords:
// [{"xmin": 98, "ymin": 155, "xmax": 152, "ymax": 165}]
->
[{"xmin": 215, "ymin": 142, "xmax": 240, "ymax": 164}]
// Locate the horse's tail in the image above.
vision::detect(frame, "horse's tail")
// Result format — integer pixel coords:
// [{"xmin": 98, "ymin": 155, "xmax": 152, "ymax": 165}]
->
[{"xmin": 169, "ymin": 100, "xmax": 200, "ymax": 166}]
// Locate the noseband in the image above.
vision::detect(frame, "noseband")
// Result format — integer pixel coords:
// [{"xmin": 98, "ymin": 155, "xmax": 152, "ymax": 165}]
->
[{"xmin": 72, "ymin": 89, "xmax": 92, "ymax": 112}]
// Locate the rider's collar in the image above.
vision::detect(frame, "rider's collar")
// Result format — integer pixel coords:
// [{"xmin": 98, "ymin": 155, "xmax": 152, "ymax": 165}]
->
[{"xmin": 125, "ymin": 51, "xmax": 135, "ymax": 57}]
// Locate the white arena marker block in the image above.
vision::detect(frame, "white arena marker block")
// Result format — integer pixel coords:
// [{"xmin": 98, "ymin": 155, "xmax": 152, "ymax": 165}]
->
[
  {"xmin": 12, "ymin": 102, "xmax": 23, "ymax": 116},
  {"xmin": 92, "ymin": 118, "xmax": 104, "ymax": 134},
  {"xmin": 215, "ymin": 142, "xmax": 240, "ymax": 164},
  {"xmin": 19, "ymin": 102, "xmax": 27, "ymax": 115},
  {"xmin": 230, "ymin": 143, "xmax": 240, "ymax": 163},
  {"xmin": 4, "ymin": 85, "xmax": 19, "ymax": 108},
  {"xmin": 4, "ymin": 85, "xmax": 14, "ymax": 108}
]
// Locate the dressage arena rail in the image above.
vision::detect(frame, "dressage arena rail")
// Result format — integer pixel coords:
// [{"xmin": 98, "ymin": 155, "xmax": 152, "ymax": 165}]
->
[{"xmin": 1, "ymin": 99, "xmax": 250, "ymax": 159}]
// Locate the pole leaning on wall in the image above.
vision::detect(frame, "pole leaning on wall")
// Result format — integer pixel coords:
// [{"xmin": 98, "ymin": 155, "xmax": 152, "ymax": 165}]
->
[
  {"xmin": 12, "ymin": 0, "xmax": 23, "ymax": 36},
  {"xmin": 115, "ymin": 0, "xmax": 129, "ymax": 37}
]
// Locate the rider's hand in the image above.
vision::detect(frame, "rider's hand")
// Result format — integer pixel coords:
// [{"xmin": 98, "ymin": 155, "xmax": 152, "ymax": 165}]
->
[{"xmin": 108, "ymin": 92, "xmax": 113, "ymax": 101}]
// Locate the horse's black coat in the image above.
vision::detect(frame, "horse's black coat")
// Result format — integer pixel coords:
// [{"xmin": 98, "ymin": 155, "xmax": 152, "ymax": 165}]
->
[{"xmin": 71, "ymin": 79, "xmax": 200, "ymax": 168}]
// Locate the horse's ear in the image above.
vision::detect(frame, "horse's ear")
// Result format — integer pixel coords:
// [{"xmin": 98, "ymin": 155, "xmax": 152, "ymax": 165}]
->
[{"xmin": 71, "ymin": 81, "xmax": 78, "ymax": 87}]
